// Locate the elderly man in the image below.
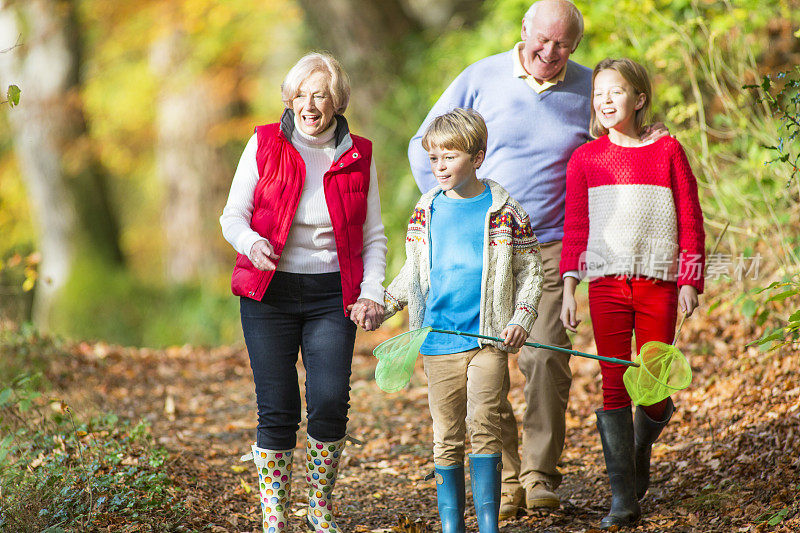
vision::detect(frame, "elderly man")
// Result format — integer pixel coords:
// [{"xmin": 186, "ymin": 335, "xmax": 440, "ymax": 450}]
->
[{"xmin": 408, "ymin": 0, "xmax": 589, "ymax": 518}]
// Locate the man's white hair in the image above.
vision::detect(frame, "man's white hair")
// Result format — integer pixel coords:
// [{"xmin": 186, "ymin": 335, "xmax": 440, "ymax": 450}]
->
[{"xmin": 523, "ymin": 0, "xmax": 584, "ymax": 51}]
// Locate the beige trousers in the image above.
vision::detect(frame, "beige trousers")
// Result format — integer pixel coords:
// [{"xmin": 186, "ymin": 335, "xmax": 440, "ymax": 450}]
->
[
  {"xmin": 424, "ymin": 346, "xmax": 508, "ymax": 466},
  {"xmin": 498, "ymin": 240, "xmax": 572, "ymax": 489}
]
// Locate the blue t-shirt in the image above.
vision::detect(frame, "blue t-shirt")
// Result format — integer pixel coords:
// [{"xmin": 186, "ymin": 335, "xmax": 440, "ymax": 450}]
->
[{"xmin": 420, "ymin": 185, "xmax": 492, "ymax": 355}]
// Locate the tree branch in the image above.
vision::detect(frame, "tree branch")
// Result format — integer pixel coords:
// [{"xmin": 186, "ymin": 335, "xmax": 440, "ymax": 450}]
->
[{"xmin": 1, "ymin": 34, "xmax": 22, "ymax": 54}]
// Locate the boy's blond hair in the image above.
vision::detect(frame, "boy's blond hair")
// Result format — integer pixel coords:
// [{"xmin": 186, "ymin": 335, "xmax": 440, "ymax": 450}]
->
[{"xmin": 421, "ymin": 108, "xmax": 488, "ymax": 157}]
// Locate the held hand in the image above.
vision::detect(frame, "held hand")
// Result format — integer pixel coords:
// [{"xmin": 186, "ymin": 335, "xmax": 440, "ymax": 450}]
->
[
  {"xmin": 501, "ymin": 324, "xmax": 528, "ymax": 350},
  {"xmin": 641, "ymin": 122, "xmax": 670, "ymax": 143},
  {"xmin": 249, "ymin": 240, "xmax": 279, "ymax": 271},
  {"xmin": 678, "ymin": 285, "xmax": 699, "ymax": 316},
  {"xmin": 560, "ymin": 292, "xmax": 581, "ymax": 332},
  {"xmin": 346, "ymin": 298, "xmax": 384, "ymax": 331}
]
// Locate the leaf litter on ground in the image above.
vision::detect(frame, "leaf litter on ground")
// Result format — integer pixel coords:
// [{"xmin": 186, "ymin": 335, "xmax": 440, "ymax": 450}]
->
[{"xmin": 11, "ymin": 280, "xmax": 800, "ymax": 532}]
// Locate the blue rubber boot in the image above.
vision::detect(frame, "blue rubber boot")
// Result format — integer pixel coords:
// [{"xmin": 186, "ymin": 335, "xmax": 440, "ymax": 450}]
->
[
  {"xmin": 468, "ymin": 454, "xmax": 501, "ymax": 533},
  {"xmin": 434, "ymin": 464, "xmax": 466, "ymax": 533}
]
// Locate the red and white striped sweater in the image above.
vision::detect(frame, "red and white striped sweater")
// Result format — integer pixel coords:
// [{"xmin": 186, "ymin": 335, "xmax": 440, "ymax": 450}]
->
[{"xmin": 560, "ymin": 135, "xmax": 705, "ymax": 293}]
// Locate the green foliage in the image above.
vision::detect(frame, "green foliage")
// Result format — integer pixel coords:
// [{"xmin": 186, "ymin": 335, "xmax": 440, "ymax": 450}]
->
[
  {"xmin": 749, "ymin": 279, "xmax": 800, "ymax": 350},
  {"xmin": 49, "ymin": 256, "xmax": 240, "ymax": 347},
  {"xmin": 0, "ymin": 251, "xmax": 37, "ymax": 324},
  {"xmin": 744, "ymin": 67, "xmax": 800, "ymax": 196},
  {"xmin": 0, "ymin": 372, "xmax": 184, "ymax": 530},
  {"xmin": 764, "ymin": 507, "xmax": 791, "ymax": 527},
  {"xmin": 740, "ymin": 67, "xmax": 800, "ymax": 350},
  {"xmin": 0, "ymin": 323, "xmax": 64, "ymax": 381},
  {"xmin": 4, "ymin": 85, "xmax": 20, "ymax": 107},
  {"xmin": 1, "ymin": 0, "xmax": 303, "ymax": 346}
]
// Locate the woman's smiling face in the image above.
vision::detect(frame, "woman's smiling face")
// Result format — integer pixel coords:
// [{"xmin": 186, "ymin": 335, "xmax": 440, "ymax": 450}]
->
[{"xmin": 291, "ymin": 70, "xmax": 336, "ymax": 137}]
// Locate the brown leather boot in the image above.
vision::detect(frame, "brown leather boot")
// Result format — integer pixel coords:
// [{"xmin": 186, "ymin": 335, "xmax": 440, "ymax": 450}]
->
[
  {"xmin": 526, "ymin": 480, "xmax": 560, "ymax": 509},
  {"xmin": 499, "ymin": 485, "xmax": 524, "ymax": 520}
]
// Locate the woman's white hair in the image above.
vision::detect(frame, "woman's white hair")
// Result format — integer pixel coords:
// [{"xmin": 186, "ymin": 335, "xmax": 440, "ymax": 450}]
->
[
  {"xmin": 523, "ymin": 0, "xmax": 584, "ymax": 51},
  {"xmin": 281, "ymin": 52, "xmax": 351, "ymax": 114}
]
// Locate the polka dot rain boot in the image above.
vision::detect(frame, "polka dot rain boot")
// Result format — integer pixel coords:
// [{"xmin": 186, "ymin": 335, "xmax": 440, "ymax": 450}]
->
[
  {"xmin": 305, "ymin": 435, "xmax": 346, "ymax": 533},
  {"xmin": 251, "ymin": 444, "xmax": 293, "ymax": 533}
]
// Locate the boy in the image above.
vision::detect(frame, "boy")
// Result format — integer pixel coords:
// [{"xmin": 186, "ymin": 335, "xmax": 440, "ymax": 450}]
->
[{"xmin": 383, "ymin": 108, "xmax": 543, "ymax": 533}]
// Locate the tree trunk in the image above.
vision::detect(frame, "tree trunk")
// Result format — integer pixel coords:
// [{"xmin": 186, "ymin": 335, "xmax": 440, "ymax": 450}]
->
[
  {"xmin": 295, "ymin": 0, "xmax": 420, "ymax": 124},
  {"xmin": 294, "ymin": 0, "xmax": 481, "ymax": 126},
  {"xmin": 0, "ymin": 0, "xmax": 124, "ymax": 328},
  {"xmin": 150, "ymin": 29, "xmax": 230, "ymax": 283}
]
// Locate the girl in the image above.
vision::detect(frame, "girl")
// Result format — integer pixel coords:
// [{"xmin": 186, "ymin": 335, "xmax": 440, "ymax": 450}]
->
[{"xmin": 559, "ymin": 58, "xmax": 705, "ymax": 529}]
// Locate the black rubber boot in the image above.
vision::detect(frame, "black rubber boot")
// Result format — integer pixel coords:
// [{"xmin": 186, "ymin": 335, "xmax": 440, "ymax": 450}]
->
[
  {"xmin": 596, "ymin": 407, "xmax": 641, "ymax": 529},
  {"xmin": 634, "ymin": 397, "xmax": 674, "ymax": 500}
]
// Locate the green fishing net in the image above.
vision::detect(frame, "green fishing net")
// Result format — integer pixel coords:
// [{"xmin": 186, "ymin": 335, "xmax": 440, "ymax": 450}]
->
[
  {"xmin": 623, "ymin": 341, "xmax": 692, "ymax": 406},
  {"xmin": 373, "ymin": 327, "xmax": 432, "ymax": 393}
]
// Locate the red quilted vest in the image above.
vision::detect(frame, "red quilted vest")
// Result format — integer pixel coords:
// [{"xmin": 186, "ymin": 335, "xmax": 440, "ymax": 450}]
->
[{"xmin": 230, "ymin": 113, "xmax": 372, "ymax": 314}]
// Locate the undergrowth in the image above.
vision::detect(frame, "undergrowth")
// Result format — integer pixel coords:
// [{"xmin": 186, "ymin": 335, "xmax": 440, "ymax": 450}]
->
[{"xmin": 0, "ymin": 327, "xmax": 188, "ymax": 531}]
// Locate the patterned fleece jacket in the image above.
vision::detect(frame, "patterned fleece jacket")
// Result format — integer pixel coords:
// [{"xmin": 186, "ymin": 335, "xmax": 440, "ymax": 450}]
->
[{"xmin": 384, "ymin": 179, "xmax": 543, "ymax": 352}]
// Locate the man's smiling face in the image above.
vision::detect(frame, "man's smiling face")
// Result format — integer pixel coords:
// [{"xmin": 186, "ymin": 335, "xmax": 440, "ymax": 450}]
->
[{"xmin": 519, "ymin": 1, "xmax": 580, "ymax": 83}]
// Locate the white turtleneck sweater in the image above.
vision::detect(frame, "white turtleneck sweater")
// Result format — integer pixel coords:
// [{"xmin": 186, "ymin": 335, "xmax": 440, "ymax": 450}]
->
[{"xmin": 220, "ymin": 119, "xmax": 387, "ymax": 304}]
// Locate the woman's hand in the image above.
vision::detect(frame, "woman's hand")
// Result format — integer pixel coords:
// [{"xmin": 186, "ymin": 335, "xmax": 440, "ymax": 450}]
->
[
  {"xmin": 249, "ymin": 239, "xmax": 279, "ymax": 271},
  {"xmin": 501, "ymin": 324, "xmax": 528, "ymax": 350},
  {"xmin": 678, "ymin": 285, "xmax": 699, "ymax": 316},
  {"xmin": 347, "ymin": 298, "xmax": 384, "ymax": 331}
]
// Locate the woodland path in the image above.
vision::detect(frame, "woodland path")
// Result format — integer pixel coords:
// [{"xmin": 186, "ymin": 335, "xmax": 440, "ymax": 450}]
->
[{"xmin": 54, "ymin": 300, "xmax": 800, "ymax": 532}]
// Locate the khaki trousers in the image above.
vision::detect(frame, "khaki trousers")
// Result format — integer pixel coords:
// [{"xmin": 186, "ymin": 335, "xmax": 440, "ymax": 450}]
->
[
  {"xmin": 424, "ymin": 346, "xmax": 508, "ymax": 466},
  {"xmin": 498, "ymin": 240, "xmax": 572, "ymax": 489}
]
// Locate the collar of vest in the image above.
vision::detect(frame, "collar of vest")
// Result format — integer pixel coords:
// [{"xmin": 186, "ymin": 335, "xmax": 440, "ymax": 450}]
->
[{"xmin": 279, "ymin": 108, "xmax": 355, "ymax": 164}]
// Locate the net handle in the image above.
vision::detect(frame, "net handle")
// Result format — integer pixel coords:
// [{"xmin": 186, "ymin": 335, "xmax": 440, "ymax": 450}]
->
[
  {"xmin": 429, "ymin": 328, "xmax": 639, "ymax": 368},
  {"xmin": 670, "ymin": 222, "xmax": 725, "ymax": 347},
  {"xmin": 672, "ymin": 313, "xmax": 687, "ymax": 346}
]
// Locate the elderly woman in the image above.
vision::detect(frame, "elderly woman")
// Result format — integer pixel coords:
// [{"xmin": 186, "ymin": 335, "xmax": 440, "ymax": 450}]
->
[{"xmin": 220, "ymin": 52, "xmax": 387, "ymax": 533}]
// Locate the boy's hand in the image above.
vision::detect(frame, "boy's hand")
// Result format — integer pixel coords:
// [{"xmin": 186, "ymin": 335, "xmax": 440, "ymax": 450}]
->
[
  {"xmin": 678, "ymin": 285, "xmax": 699, "ymax": 317},
  {"xmin": 560, "ymin": 292, "xmax": 581, "ymax": 332},
  {"xmin": 347, "ymin": 298, "xmax": 384, "ymax": 331},
  {"xmin": 501, "ymin": 325, "xmax": 528, "ymax": 350}
]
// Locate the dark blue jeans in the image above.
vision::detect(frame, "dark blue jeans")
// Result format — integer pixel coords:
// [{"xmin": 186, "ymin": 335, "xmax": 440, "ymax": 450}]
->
[{"xmin": 240, "ymin": 271, "xmax": 356, "ymax": 450}]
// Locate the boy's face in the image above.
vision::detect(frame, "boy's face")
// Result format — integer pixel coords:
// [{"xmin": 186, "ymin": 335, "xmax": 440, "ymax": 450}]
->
[{"xmin": 428, "ymin": 145, "xmax": 485, "ymax": 199}]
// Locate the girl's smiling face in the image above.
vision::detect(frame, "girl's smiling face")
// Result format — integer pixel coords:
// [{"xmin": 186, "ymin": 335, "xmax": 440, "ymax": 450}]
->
[{"xmin": 592, "ymin": 69, "xmax": 646, "ymax": 136}]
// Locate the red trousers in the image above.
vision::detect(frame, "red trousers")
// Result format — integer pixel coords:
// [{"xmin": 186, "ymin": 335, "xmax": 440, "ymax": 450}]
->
[{"xmin": 588, "ymin": 276, "xmax": 678, "ymax": 411}]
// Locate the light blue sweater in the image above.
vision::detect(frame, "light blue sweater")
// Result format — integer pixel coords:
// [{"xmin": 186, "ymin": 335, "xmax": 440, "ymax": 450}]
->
[
  {"xmin": 409, "ymin": 51, "xmax": 592, "ymax": 243},
  {"xmin": 420, "ymin": 185, "xmax": 492, "ymax": 355}
]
